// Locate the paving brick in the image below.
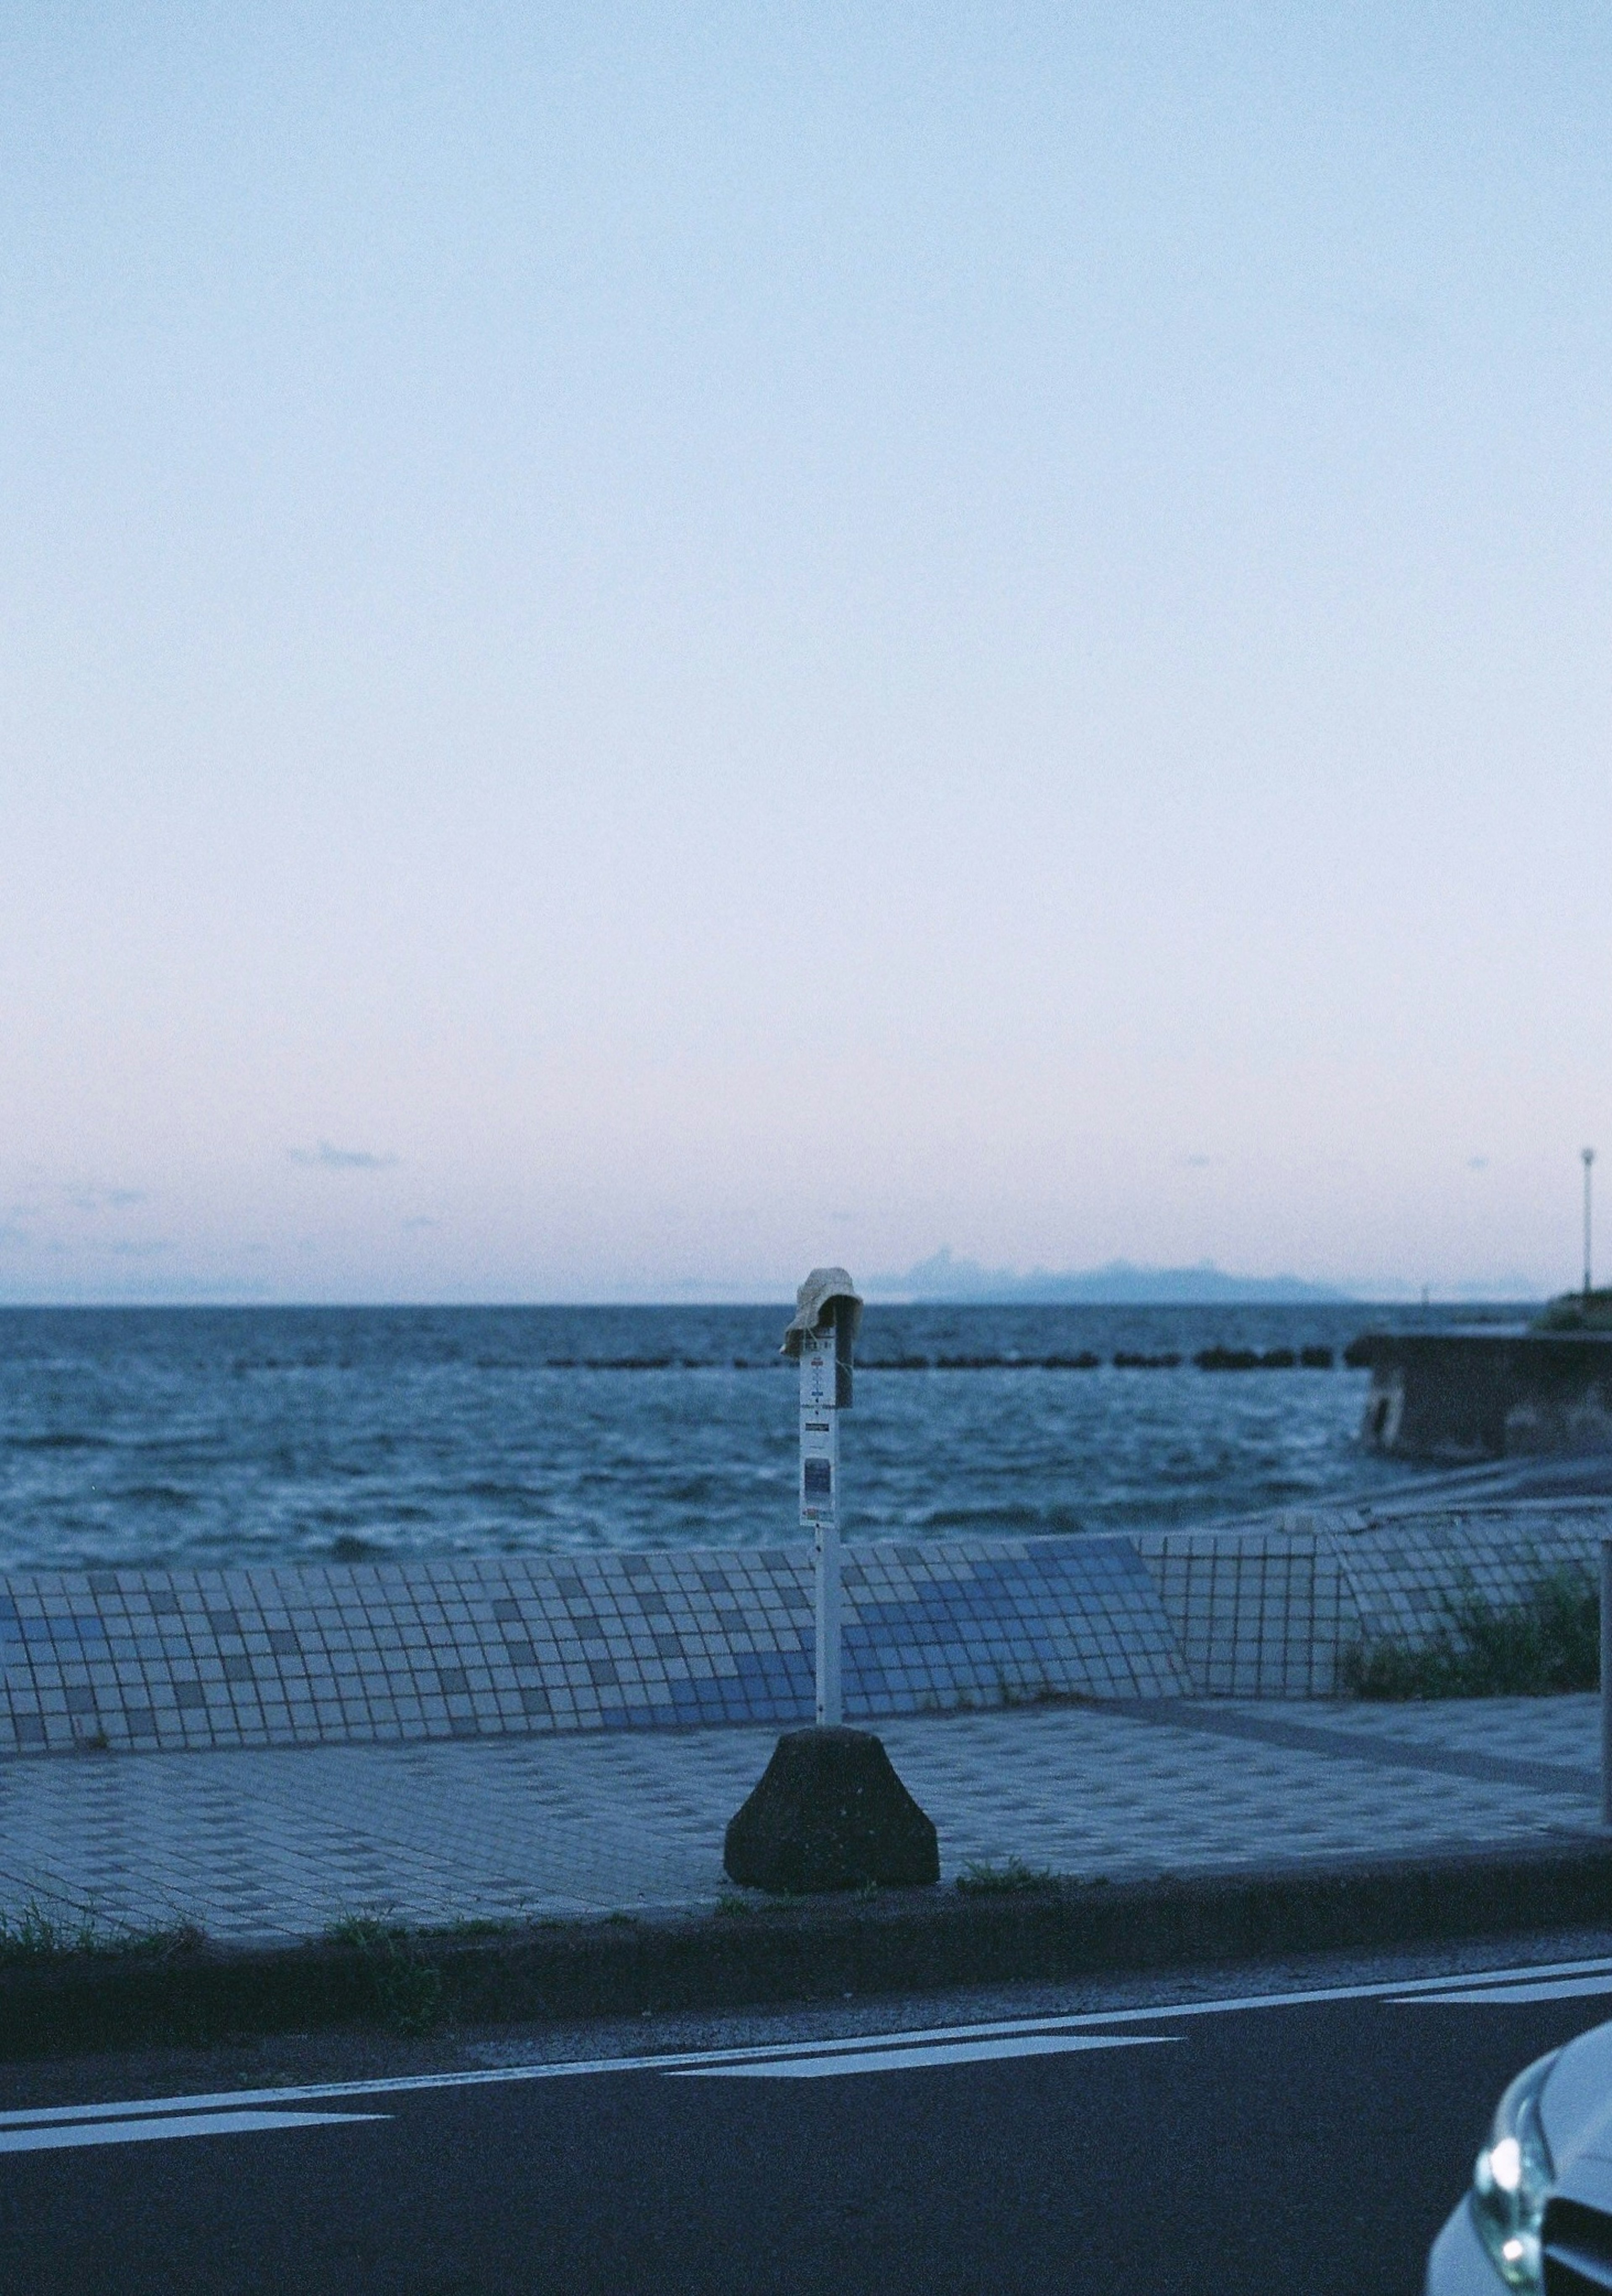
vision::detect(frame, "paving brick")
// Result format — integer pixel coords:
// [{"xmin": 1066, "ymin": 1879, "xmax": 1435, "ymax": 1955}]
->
[{"xmin": 0, "ymin": 1695, "xmax": 1597, "ymax": 1946}]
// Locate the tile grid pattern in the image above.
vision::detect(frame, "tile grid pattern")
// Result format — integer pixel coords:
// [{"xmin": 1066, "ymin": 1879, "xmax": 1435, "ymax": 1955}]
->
[
  {"xmin": 1133, "ymin": 1527, "xmax": 1343, "ymax": 1696},
  {"xmin": 0, "ymin": 1696, "xmax": 1598, "ymax": 1944},
  {"xmin": 1337, "ymin": 1503, "xmax": 1611, "ymax": 1647},
  {"xmin": 1136, "ymin": 1502, "xmax": 1612, "ymax": 1696},
  {"xmin": 1, "ymin": 1502, "xmax": 1606, "ymax": 1759},
  {"xmin": 0, "ymin": 1538, "xmax": 1188, "ymax": 1758}
]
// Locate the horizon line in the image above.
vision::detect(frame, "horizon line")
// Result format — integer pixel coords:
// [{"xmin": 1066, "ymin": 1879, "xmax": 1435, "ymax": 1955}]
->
[{"xmin": 0, "ymin": 1292, "xmax": 1547, "ymax": 1311}]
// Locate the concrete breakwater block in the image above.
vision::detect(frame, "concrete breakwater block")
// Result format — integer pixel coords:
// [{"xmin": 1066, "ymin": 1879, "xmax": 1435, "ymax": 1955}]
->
[
  {"xmin": 724, "ymin": 1726, "xmax": 940, "ymax": 1893},
  {"xmin": 1352, "ymin": 1328, "xmax": 1612, "ymax": 1458}
]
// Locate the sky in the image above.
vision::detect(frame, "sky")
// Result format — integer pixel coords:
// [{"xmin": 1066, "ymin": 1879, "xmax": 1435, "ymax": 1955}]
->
[{"xmin": 2, "ymin": 1, "xmax": 1609, "ymax": 1304}]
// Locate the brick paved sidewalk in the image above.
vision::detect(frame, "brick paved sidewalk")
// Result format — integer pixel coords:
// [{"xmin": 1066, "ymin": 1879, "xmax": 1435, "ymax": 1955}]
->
[{"xmin": 0, "ymin": 1695, "xmax": 1599, "ymax": 1947}]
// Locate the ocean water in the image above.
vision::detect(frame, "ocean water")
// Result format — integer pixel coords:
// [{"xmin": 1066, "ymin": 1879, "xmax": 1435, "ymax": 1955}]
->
[{"xmin": 0, "ymin": 1302, "xmax": 1481, "ymax": 1572}]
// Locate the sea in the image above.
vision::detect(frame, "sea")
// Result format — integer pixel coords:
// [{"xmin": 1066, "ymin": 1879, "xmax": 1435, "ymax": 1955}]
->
[{"xmin": 0, "ymin": 1302, "xmax": 1519, "ymax": 1576}]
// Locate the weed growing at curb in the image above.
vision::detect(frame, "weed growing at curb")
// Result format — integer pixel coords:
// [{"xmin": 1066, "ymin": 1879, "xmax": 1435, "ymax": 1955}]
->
[
  {"xmin": 0, "ymin": 1901, "xmax": 103, "ymax": 1961},
  {"xmin": 122, "ymin": 1917, "xmax": 208, "ymax": 1957},
  {"xmin": 0, "ymin": 1898, "xmax": 206, "ymax": 1964},
  {"xmin": 325, "ymin": 1914, "xmax": 445, "ymax": 2036},
  {"xmin": 713, "ymin": 1887, "xmax": 807, "ymax": 1915},
  {"xmin": 324, "ymin": 1913, "xmax": 393, "ymax": 1949},
  {"xmin": 955, "ymin": 1859, "xmax": 1058, "ymax": 1895},
  {"xmin": 1342, "ymin": 1563, "xmax": 1599, "ymax": 1699}
]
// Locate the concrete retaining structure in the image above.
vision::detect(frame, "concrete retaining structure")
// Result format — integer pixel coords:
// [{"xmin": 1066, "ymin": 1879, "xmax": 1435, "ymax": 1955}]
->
[
  {"xmin": 1356, "ymin": 1328, "xmax": 1612, "ymax": 1458},
  {"xmin": 1, "ymin": 1501, "xmax": 1607, "ymax": 1756}
]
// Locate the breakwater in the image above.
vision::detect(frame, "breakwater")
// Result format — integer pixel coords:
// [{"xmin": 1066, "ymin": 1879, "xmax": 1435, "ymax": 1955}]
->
[
  {"xmin": 1356, "ymin": 1329, "xmax": 1612, "ymax": 1459},
  {"xmin": 570, "ymin": 1348, "xmax": 1337, "ymax": 1370}
]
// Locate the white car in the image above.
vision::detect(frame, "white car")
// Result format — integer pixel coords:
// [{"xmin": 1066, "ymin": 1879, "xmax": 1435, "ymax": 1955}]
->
[{"xmin": 1428, "ymin": 2020, "xmax": 1612, "ymax": 2292}]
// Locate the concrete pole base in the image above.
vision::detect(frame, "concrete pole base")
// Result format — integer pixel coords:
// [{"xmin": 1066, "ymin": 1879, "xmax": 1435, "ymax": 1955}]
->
[{"xmin": 723, "ymin": 1726, "xmax": 940, "ymax": 1893}]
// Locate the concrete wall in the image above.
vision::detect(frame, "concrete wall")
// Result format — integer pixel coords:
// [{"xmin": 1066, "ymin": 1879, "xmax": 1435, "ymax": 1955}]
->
[{"xmin": 1357, "ymin": 1330, "xmax": 1612, "ymax": 1459}]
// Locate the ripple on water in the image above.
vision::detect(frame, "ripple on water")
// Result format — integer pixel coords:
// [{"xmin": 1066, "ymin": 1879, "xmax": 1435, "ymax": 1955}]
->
[{"xmin": 0, "ymin": 1302, "xmax": 1467, "ymax": 1571}]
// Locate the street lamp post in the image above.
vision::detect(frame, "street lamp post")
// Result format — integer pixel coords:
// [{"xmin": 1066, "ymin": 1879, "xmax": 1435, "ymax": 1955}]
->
[{"xmin": 1585, "ymin": 1148, "xmax": 1597, "ymax": 1300}]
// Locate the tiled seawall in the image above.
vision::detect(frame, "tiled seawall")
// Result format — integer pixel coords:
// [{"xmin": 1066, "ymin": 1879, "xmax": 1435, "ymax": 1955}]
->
[
  {"xmin": 1139, "ymin": 1499, "xmax": 1612, "ymax": 1697},
  {"xmin": 1, "ymin": 1503, "xmax": 1607, "ymax": 1757},
  {"xmin": 0, "ymin": 1538, "xmax": 1189, "ymax": 1757}
]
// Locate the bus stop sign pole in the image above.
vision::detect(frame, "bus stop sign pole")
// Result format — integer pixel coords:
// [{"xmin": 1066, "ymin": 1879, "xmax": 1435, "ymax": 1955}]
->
[
  {"xmin": 800, "ymin": 1321, "xmax": 842, "ymax": 1726},
  {"xmin": 784, "ymin": 1268, "xmax": 861, "ymax": 1729},
  {"xmin": 720, "ymin": 1265, "xmax": 940, "ymax": 1893}
]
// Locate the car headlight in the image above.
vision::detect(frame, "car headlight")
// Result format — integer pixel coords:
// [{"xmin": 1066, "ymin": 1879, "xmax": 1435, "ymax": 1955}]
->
[{"xmin": 1471, "ymin": 2050, "xmax": 1559, "ymax": 2291}]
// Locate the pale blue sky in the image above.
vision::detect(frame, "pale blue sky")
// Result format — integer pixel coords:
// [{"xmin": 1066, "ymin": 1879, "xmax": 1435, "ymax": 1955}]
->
[{"xmin": 2, "ymin": 2, "xmax": 1608, "ymax": 1301}]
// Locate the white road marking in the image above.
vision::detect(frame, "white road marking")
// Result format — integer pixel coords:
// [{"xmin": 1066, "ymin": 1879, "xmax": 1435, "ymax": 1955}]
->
[
  {"xmin": 1393, "ymin": 1975, "xmax": 1612, "ymax": 2006},
  {"xmin": 6, "ymin": 1951, "xmax": 1609, "ymax": 2132},
  {"xmin": 0, "ymin": 2110, "xmax": 387, "ymax": 2155},
  {"xmin": 667, "ymin": 2033, "xmax": 1178, "ymax": 2078}
]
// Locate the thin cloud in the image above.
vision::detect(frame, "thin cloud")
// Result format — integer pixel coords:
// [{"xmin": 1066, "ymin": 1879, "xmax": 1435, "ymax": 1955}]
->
[
  {"xmin": 289, "ymin": 1141, "xmax": 400, "ymax": 1172},
  {"xmin": 66, "ymin": 1185, "xmax": 147, "ymax": 1212},
  {"xmin": 1467, "ymin": 1156, "xmax": 1489, "ymax": 1170}
]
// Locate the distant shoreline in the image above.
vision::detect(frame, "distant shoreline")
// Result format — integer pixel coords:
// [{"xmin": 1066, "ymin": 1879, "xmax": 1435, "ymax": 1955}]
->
[{"xmin": 0, "ymin": 1294, "xmax": 1544, "ymax": 1313}]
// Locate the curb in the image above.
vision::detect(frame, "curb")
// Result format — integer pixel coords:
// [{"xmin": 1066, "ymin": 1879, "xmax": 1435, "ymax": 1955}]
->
[{"xmin": 5, "ymin": 1836, "xmax": 1612, "ymax": 2060}]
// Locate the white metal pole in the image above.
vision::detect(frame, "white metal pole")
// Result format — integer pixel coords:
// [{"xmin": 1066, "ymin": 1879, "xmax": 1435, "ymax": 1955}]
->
[
  {"xmin": 799, "ymin": 1325, "xmax": 843, "ymax": 1727},
  {"xmin": 1586, "ymin": 1148, "xmax": 1597, "ymax": 1300},
  {"xmin": 1601, "ymin": 1539, "xmax": 1611, "ymax": 1831},
  {"xmin": 815, "ymin": 1522, "xmax": 842, "ymax": 1728}
]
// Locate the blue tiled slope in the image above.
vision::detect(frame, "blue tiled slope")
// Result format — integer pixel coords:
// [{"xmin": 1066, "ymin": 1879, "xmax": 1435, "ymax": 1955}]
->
[{"xmin": 0, "ymin": 1537, "xmax": 1189, "ymax": 1756}]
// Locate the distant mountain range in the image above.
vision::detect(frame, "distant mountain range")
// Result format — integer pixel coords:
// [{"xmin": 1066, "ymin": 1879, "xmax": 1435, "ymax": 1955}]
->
[{"xmin": 864, "ymin": 1248, "xmax": 1348, "ymax": 1305}]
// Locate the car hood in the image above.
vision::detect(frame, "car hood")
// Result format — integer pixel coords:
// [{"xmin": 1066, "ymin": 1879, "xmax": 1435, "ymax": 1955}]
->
[{"xmin": 1543, "ymin": 2019, "xmax": 1612, "ymax": 2183}]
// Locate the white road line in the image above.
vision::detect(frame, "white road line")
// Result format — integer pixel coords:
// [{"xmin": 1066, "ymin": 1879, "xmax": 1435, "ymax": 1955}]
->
[
  {"xmin": 0, "ymin": 2111, "xmax": 387, "ymax": 2155},
  {"xmin": 7, "ymin": 1952, "xmax": 1609, "ymax": 2129},
  {"xmin": 666, "ymin": 2034, "xmax": 1179, "ymax": 2079},
  {"xmin": 1394, "ymin": 1975, "xmax": 1612, "ymax": 2006}
]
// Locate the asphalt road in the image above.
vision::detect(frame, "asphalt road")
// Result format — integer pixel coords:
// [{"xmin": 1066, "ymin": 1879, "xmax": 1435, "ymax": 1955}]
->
[{"xmin": 7, "ymin": 1955, "xmax": 1612, "ymax": 2295}]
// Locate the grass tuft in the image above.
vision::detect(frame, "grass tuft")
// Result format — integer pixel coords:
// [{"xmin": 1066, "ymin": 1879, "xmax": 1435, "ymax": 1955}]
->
[
  {"xmin": 0, "ymin": 1898, "xmax": 206, "ymax": 1964},
  {"xmin": 325, "ymin": 1911, "xmax": 445, "ymax": 2035},
  {"xmin": 1342, "ymin": 1563, "xmax": 1599, "ymax": 1700},
  {"xmin": 1533, "ymin": 1289, "xmax": 1612, "ymax": 1333},
  {"xmin": 324, "ymin": 1912, "xmax": 388, "ymax": 1949},
  {"xmin": 955, "ymin": 1858, "xmax": 1057, "ymax": 1895},
  {"xmin": 713, "ymin": 1885, "xmax": 806, "ymax": 1914},
  {"xmin": 0, "ymin": 1901, "xmax": 102, "ymax": 1961}
]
